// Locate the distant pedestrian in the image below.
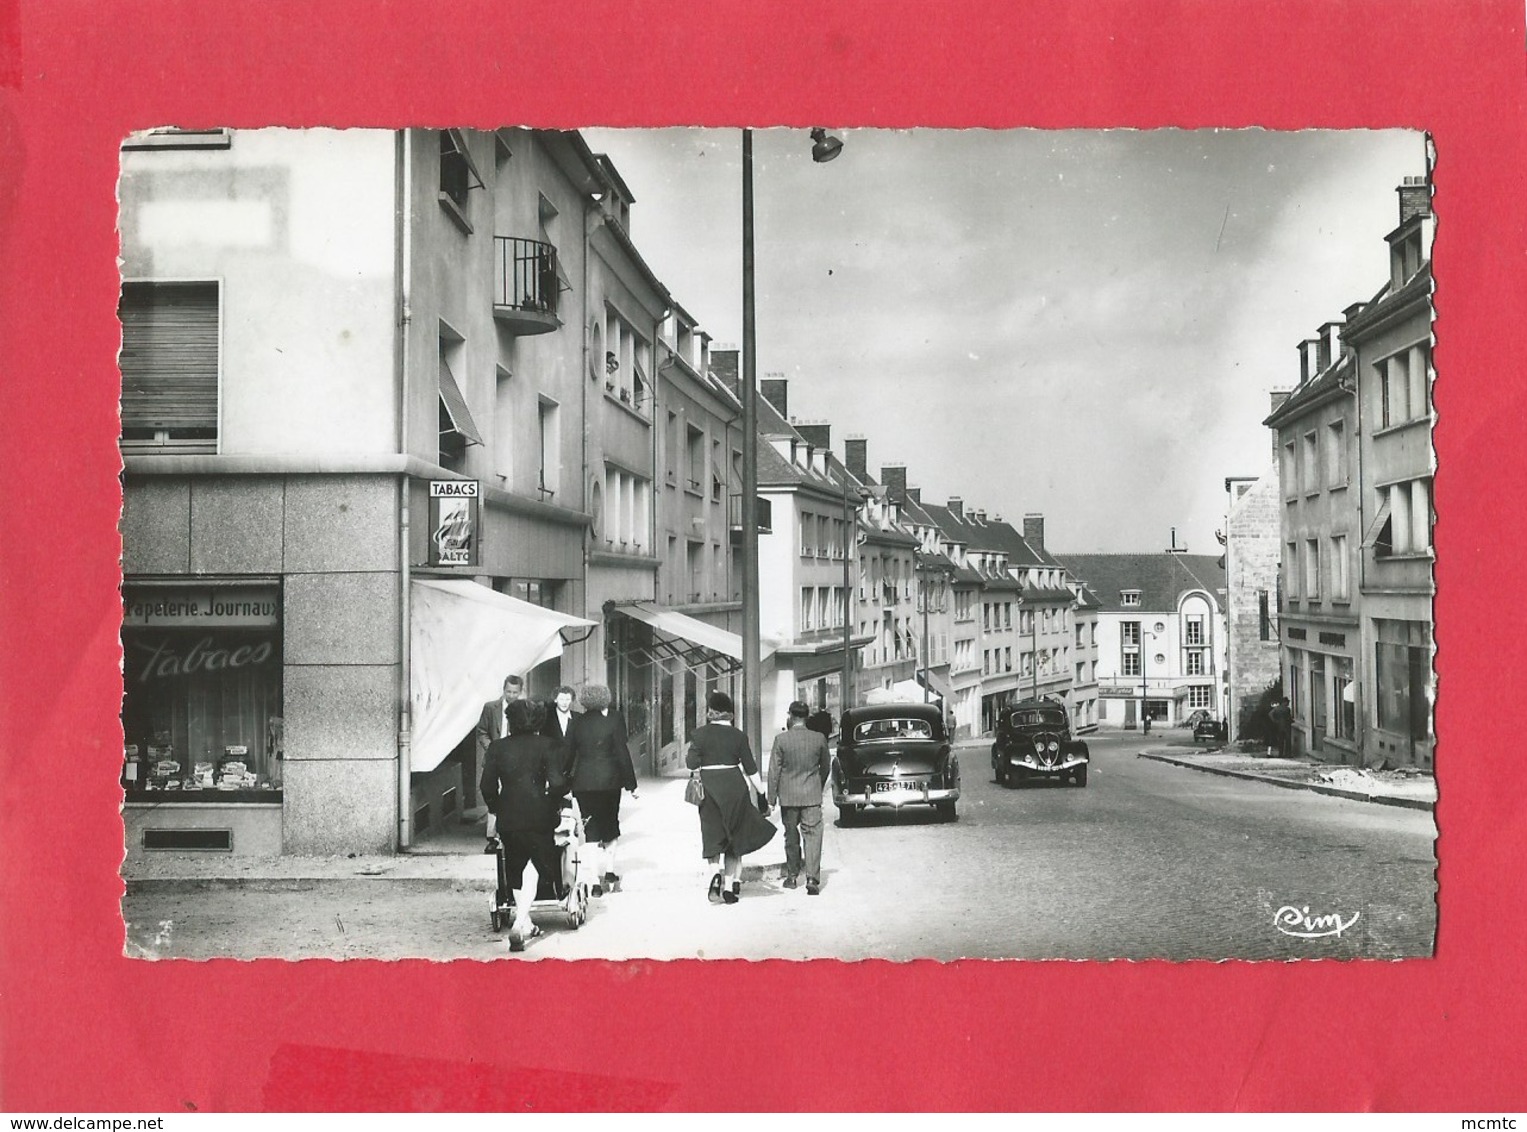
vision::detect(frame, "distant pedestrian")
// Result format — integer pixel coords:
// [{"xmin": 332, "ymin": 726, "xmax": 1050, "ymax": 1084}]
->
[
  {"xmin": 768, "ymin": 701, "xmax": 832, "ymax": 895},
  {"xmin": 1269, "ymin": 697, "xmax": 1293, "ymax": 758},
  {"xmin": 565, "ymin": 684, "xmax": 639, "ymax": 896},
  {"xmin": 480, "ymin": 698, "xmax": 567, "ymax": 952},
  {"xmin": 686, "ymin": 691, "xmax": 777, "ymax": 904},
  {"xmin": 477, "ymin": 674, "xmax": 526, "ymax": 853},
  {"xmin": 1143, "ymin": 711, "xmax": 1152, "ymax": 736}
]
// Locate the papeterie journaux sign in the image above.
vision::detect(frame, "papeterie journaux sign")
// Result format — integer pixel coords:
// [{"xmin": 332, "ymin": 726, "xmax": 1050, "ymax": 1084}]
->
[{"xmin": 429, "ymin": 480, "xmax": 480, "ymax": 566}]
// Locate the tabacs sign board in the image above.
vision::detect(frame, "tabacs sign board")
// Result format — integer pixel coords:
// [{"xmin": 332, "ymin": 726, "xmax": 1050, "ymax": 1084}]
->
[{"xmin": 429, "ymin": 480, "xmax": 480, "ymax": 567}]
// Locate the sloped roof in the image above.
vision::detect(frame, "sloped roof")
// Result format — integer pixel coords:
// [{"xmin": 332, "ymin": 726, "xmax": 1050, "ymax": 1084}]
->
[
  {"xmin": 1053, "ymin": 552, "xmax": 1226, "ymax": 613},
  {"xmin": 1265, "ymin": 351, "xmax": 1354, "ymax": 429}
]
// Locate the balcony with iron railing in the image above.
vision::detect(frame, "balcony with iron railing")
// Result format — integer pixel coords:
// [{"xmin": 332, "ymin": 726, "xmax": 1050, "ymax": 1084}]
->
[{"xmin": 493, "ymin": 237, "xmax": 561, "ymax": 335}]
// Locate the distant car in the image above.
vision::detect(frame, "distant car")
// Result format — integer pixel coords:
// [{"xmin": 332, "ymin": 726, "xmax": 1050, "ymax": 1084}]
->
[
  {"xmin": 991, "ymin": 699, "xmax": 1090, "ymax": 787},
  {"xmin": 832, "ymin": 703, "xmax": 960, "ymax": 823},
  {"xmin": 1192, "ymin": 715, "xmax": 1228, "ymax": 743}
]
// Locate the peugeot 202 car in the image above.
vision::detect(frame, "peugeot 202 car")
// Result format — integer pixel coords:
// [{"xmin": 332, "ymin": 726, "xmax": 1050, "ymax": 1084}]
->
[
  {"xmin": 991, "ymin": 698, "xmax": 1090, "ymax": 787},
  {"xmin": 832, "ymin": 703, "xmax": 960, "ymax": 823}
]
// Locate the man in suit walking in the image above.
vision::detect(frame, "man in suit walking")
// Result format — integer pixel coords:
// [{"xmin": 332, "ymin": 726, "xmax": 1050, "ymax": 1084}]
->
[
  {"xmin": 480, "ymin": 698, "xmax": 567, "ymax": 952},
  {"xmin": 767, "ymin": 700, "xmax": 833, "ymax": 895},
  {"xmin": 477, "ymin": 674, "xmax": 525, "ymax": 853}
]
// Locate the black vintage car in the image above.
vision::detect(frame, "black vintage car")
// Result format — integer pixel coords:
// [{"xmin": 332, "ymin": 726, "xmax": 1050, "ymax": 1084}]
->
[
  {"xmin": 832, "ymin": 703, "xmax": 960, "ymax": 823},
  {"xmin": 1189, "ymin": 711, "xmax": 1228, "ymax": 743},
  {"xmin": 990, "ymin": 698, "xmax": 1090, "ymax": 787}
]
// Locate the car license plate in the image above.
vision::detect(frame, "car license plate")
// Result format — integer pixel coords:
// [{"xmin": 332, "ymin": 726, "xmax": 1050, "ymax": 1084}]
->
[{"xmin": 874, "ymin": 780, "xmax": 921, "ymax": 793}]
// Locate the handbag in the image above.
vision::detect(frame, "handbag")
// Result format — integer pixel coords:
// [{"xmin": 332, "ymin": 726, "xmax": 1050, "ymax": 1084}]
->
[{"xmin": 684, "ymin": 770, "xmax": 705, "ymax": 806}]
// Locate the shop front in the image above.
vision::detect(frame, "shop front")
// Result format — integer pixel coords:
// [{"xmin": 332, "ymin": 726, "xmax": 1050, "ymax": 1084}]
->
[
  {"xmin": 121, "ymin": 581, "xmax": 285, "ymax": 856},
  {"xmin": 606, "ymin": 601, "xmax": 744, "ymax": 777}
]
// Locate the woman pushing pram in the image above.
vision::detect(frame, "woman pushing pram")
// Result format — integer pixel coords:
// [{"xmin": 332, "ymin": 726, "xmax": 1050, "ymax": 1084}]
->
[{"xmin": 480, "ymin": 698, "xmax": 590, "ymax": 951}]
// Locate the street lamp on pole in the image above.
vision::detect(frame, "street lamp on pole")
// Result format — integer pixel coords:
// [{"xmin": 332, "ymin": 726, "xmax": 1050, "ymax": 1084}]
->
[{"xmin": 741, "ymin": 127, "xmax": 844, "ymax": 756}]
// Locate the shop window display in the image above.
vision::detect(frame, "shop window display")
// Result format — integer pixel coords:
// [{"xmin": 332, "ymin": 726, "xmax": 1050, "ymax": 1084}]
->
[{"xmin": 120, "ymin": 587, "xmax": 284, "ymax": 799}]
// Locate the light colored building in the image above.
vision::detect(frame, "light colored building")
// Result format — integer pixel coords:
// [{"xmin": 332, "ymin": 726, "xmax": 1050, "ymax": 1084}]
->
[
  {"xmin": 752, "ymin": 380, "xmax": 869, "ymax": 734},
  {"xmin": 1346, "ymin": 176, "xmax": 1435, "ymax": 769},
  {"xmin": 607, "ymin": 304, "xmax": 746, "ymax": 778},
  {"xmin": 1070, "ymin": 582, "xmax": 1102, "ymax": 734},
  {"xmin": 1222, "ymin": 456, "xmax": 1287, "ymax": 743},
  {"xmin": 1265, "ymin": 324, "xmax": 1362, "ymax": 761},
  {"xmin": 1056, "ymin": 553, "xmax": 1227, "ymax": 730},
  {"xmin": 118, "ymin": 127, "xmax": 608, "ymax": 857}
]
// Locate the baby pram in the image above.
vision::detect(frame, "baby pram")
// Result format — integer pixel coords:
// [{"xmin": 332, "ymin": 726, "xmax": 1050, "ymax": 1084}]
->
[{"xmin": 489, "ymin": 795, "xmax": 590, "ymax": 933}]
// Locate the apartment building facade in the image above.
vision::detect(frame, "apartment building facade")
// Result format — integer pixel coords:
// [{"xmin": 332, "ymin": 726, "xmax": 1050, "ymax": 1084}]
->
[{"xmin": 118, "ymin": 127, "xmax": 614, "ymax": 857}]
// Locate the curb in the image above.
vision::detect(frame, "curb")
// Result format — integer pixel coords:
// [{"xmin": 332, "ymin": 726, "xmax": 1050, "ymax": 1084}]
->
[
  {"xmin": 1136, "ymin": 751, "xmax": 1435, "ymax": 811},
  {"xmin": 125, "ymin": 875, "xmax": 498, "ymax": 894}
]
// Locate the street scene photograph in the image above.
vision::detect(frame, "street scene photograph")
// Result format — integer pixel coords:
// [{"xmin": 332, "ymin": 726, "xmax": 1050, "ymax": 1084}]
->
[{"xmin": 116, "ymin": 125, "xmax": 1437, "ymax": 962}]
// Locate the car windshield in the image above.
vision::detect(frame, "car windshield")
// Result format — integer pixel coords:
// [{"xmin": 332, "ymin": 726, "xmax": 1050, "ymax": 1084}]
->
[
  {"xmin": 853, "ymin": 717, "xmax": 935, "ymax": 742},
  {"xmin": 1009, "ymin": 709, "xmax": 1067, "ymax": 730}
]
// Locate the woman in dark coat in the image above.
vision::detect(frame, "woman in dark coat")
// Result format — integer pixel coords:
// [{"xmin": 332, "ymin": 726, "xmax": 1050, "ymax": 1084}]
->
[
  {"xmin": 685, "ymin": 691, "xmax": 777, "ymax": 904},
  {"xmin": 565, "ymin": 683, "xmax": 638, "ymax": 896}
]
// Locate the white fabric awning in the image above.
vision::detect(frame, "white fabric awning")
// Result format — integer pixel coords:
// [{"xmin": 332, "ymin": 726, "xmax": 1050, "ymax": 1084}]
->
[
  {"xmin": 916, "ymin": 669, "xmax": 952, "ymax": 700},
  {"xmin": 610, "ymin": 601, "xmax": 774, "ymax": 671},
  {"xmin": 410, "ymin": 579, "xmax": 594, "ymax": 773}
]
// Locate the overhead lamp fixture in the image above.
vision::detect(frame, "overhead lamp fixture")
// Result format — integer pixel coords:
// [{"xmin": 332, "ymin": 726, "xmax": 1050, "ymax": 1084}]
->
[{"xmin": 810, "ymin": 128, "xmax": 844, "ymax": 163}]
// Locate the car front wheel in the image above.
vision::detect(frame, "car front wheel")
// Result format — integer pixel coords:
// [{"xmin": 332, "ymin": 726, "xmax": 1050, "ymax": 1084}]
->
[{"xmin": 1073, "ymin": 766, "xmax": 1088, "ymax": 787}]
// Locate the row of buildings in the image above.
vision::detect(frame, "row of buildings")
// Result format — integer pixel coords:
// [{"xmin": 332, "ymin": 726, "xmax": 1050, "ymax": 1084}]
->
[
  {"xmin": 117, "ymin": 126, "xmax": 1230, "ymax": 860},
  {"xmin": 1222, "ymin": 174, "xmax": 1435, "ymax": 769}
]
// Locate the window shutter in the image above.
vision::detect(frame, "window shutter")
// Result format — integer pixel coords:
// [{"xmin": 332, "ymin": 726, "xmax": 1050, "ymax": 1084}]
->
[{"xmin": 119, "ymin": 282, "xmax": 219, "ymax": 432}]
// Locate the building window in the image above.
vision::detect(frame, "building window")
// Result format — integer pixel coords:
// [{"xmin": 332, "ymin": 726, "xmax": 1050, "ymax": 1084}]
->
[
  {"xmin": 1304, "ymin": 539, "xmax": 1321, "ymax": 598},
  {"xmin": 1375, "ymin": 639, "xmax": 1431, "ymax": 741},
  {"xmin": 711, "ymin": 439, "xmax": 723, "ymax": 502},
  {"xmin": 1302, "ymin": 431, "xmax": 1318, "ymax": 494},
  {"xmin": 1185, "ymin": 650, "xmax": 1205, "ymax": 676},
  {"xmin": 1004, "ymin": 647, "xmax": 1012, "ymax": 672},
  {"xmin": 1187, "ymin": 686, "xmax": 1213, "ymax": 710},
  {"xmin": 800, "ymin": 511, "xmax": 815, "ymax": 557},
  {"xmin": 438, "ymin": 330, "xmax": 482, "ymax": 472},
  {"xmin": 1184, "ymin": 615, "xmax": 1204, "ymax": 646},
  {"xmin": 121, "ymin": 585, "xmax": 283, "ymax": 798},
  {"xmin": 1282, "ymin": 440, "xmax": 1297, "ymax": 498},
  {"xmin": 1374, "ymin": 479, "xmax": 1433, "ymax": 558},
  {"xmin": 1286, "ymin": 542, "xmax": 1299, "ymax": 597},
  {"xmin": 983, "ymin": 650, "xmax": 991, "ymax": 675},
  {"xmin": 1121, "ymin": 590, "xmax": 1141, "ymax": 607},
  {"xmin": 1379, "ymin": 344, "xmax": 1431, "ymax": 429},
  {"xmin": 537, "ymin": 399, "xmax": 560, "ymax": 498},
  {"xmin": 1330, "ymin": 534, "xmax": 1349, "ymax": 599},
  {"xmin": 1326, "ymin": 420, "xmax": 1348, "ymax": 487},
  {"xmin": 603, "ymin": 465, "xmax": 651, "ymax": 553},
  {"xmin": 1288, "ymin": 658, "xmax": 1302, "ymax": 719},
  {"xmin": 1258, "ymin": 590, "xmax": 1271, "ymax": 641},
  {"xmin": 801, "ymin": 589, "xmax": 816, "ymax": 632},
  {"xmin": 119, "ymin": 281, "xmax": 220, "ymax": 453},
  {"xmin": 1005, "ymin": 603, "xmax": 1013, "ymax": 630},
  {"xmin": 686, "ymin": 425, "xmax": 705, "ymax": 493},
  {"xmin": 1333, "ymin": 656, "xmax": 1356, "ymax": 740},
  {"xmin": 439, "ymin": 129, "xmax": 483, "ymax": 229}
]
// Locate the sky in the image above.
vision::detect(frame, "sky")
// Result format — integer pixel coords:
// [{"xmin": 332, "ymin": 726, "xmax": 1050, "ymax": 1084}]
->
[{"xmin": 583, "ymin": 127, "xmax": 1426, "ymax": 554}]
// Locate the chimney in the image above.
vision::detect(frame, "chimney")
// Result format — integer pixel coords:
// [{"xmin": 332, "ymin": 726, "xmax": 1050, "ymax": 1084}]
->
[
  {"xmin": 761, "ymin": 376, "xmax": 788, "ymax": 420},
  {"xmin": 1023, "ymin": 513, "xmax": 1045, "ymax": 550},
  {"xmin": 710, "ymin": 348, "xmax": 739, "ymax": 397},
  {"xmin": 795, "ymin": 422, "xmax": 831, "ymax": 450},
  {"xmin": 973, "ymin": 509, "xmax": 987, "ymax": 524},
  {"xmin": 1269, "ymin": 390, "xmax": 1292, "ymax": 462},
  {"xmin": 1397, "ymin": 175, "xmax": 1431, "ymax": 224},
  {"xmin": 1166, "ymin": 527, "xmax": 1187, "ymax": 554},
  {"xmin": 845, "ymin": 436, "xmax": 868, "ymax": 480},
  {"xmin": 881, "ymin": 464, "xmax": 907, "ymax": 503},
  {"xmin": 948, "ymin": 496, "xmax": 963, "ymax": 519},
  {"xmin": 906, "ymin": 487, "xmax": 922, "ymax": 504},
  {"xmin": 1343, "ymin": 301, "xmax": 1366, "ymax": 323}
]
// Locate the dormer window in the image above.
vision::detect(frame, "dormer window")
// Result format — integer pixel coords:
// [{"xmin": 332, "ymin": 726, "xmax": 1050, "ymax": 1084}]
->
[{"xmin": 1121, "ymin": 590, "xmax": 1142, "ymax": 607}]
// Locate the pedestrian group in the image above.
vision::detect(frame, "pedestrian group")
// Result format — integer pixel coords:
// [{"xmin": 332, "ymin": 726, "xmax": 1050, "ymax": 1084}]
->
[{"xmin": 477, "ymin": 677, "xmax": 833, "ymax": 952}]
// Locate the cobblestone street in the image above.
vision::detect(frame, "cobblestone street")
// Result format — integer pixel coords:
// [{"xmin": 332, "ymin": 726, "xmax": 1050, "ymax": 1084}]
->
[{"xmin": 123, "ymin": 732, "xmax": 1437, "ymax": 962}]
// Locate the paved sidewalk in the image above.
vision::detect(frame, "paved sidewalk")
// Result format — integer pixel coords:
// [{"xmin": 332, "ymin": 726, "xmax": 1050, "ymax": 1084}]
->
[
  {"xmin": 122, "ymin": 775, "xmax": 776, "ymax": 892},
  {"xmin": 1136, "ymin": 747, "xmax": 1436, "ymax": 810}
]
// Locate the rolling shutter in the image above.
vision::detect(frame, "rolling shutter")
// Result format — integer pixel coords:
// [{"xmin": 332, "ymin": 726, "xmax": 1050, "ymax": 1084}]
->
[{"xmin": 119, "ymin": 282, "xmax": 219, "ymax": 433}]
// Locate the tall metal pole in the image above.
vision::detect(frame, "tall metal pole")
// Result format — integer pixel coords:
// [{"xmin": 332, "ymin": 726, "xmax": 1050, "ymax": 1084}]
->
[
  {"xmin": 740, "ymin": 130, "xmax": 763, "ymax": 757},
  {"xmin": 842, "ymin": 470, "xmax": 853, "ymax": 716},
  {"xmin": 920, "ymin": 558, "xmax": 930, "ymax": 703}
]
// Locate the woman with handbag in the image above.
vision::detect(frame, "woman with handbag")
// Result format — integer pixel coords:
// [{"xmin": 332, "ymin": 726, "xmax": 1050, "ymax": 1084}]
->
[{"xmin": 685, "ymin": 691, "xmax": 776, "ymax": 904}]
